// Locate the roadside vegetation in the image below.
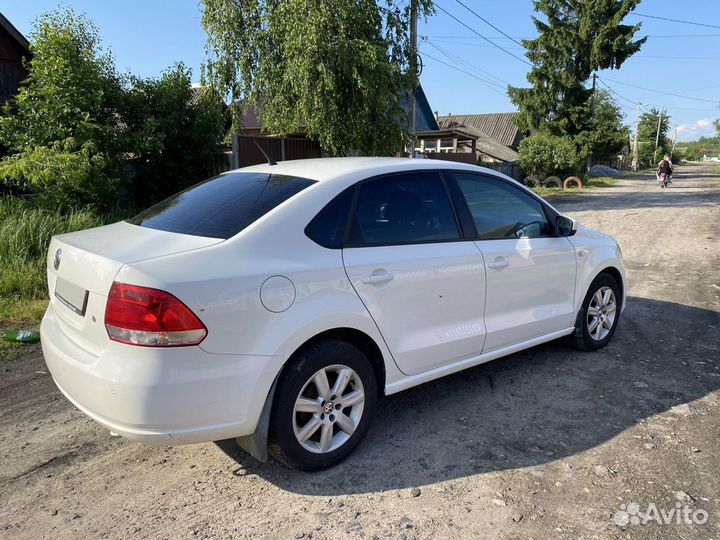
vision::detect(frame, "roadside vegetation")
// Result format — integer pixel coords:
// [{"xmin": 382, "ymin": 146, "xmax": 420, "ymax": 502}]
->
[
  {"xmin": 0, "ymin": 8, "xmax": 226, "ymax": 331},
  {"xmin": 532, "ymin": 176, "xmax": 618, "ymax": 198},
  {"xmin": 0, "ymin": 198, "xmax": 124, "ymax": 327},
  {"xmin": 510, "ymin": 0, "xmax": 645, "ymax": 182}
]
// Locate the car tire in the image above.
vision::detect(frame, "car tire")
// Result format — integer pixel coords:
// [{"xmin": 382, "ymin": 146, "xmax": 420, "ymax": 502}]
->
[
  {"xmin": 268, "ymin": 339, "xmax": 377, "ymax": 471},
  {"xmin": 572, "ymin": 273, "xmax": 621, "ymax": 351}
]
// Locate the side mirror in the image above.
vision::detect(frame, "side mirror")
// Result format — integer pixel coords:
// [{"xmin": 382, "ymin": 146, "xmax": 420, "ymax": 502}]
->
[{"xmin": 557, "ymin": 215, "xmax": 578, "ymax": 237}]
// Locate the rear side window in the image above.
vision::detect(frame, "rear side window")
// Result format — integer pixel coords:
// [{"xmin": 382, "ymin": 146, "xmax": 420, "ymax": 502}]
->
[
  {"xmin": 305, "ymin": 188, "xmax": 354, "ymax": 249},
  {"xmin": 449, "ymin": 172, "xmax": 550, "ymax": 239},
  {"xmin": 127, "ymin": 172, "xmax": 316, "ymax": 239},
  {"xmin": 347, "ymin": 172, "xmax": 460, "ymax": 246}
]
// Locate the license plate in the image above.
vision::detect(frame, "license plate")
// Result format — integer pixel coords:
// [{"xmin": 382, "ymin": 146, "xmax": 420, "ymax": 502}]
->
[{"xmin": 55, "ymin": 277, "xmax": 89, "ymax": 316}]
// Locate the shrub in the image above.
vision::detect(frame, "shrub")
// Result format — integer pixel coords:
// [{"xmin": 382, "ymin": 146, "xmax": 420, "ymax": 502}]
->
[
  {"xmin": 0, "ymin": 9, "xmax": 127, "ymax": 208},
  {"xmin": 0, "ymin": 9, "xmax": 226, "ymax": 210},
  {"xmin": 518, "ymin": 134, "xmax": 581, "ymax": 181}
]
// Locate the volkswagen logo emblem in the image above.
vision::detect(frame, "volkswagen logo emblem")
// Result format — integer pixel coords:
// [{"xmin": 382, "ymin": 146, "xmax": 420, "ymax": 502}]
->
[{"xmin": 53, "ymin": 248, "xmax": 62, "ymax": 271}]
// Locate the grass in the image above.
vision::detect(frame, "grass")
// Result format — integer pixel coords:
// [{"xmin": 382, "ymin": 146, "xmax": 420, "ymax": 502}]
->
[
  {"xmin": 532, "ymin": 176, "xmax": 618, "ymax": 198},
  {"xmin": 0, "ymin": 197, "xmax": 116, "ymax": 330}
]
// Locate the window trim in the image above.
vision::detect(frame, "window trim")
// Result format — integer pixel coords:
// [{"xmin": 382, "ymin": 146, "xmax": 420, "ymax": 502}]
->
[
  {"xmin": 303, "ymin": 167, "xmax": 563, "ymax": 249},
  {"xmin": 341, "ymin": 169, "xmax": 465, "ymax": 249},
  {"xmin": 443, "ymin": 171, "xmax": 561, "ymax": 241}
]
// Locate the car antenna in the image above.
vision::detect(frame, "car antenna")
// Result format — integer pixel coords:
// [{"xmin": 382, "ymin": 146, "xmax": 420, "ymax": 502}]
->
[
  {"xmin": 250, "ymin": 136, "xmax": 277, "ymax": 166},
  {"xmin": 238, "ymin": 110, "xmax": 277, "ymax": 166}
]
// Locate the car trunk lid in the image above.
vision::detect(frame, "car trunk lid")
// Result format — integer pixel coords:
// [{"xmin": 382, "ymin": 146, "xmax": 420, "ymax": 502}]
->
[{"xmin": 46, "ymin": 221, "xmax": 222, "ymax": 357}]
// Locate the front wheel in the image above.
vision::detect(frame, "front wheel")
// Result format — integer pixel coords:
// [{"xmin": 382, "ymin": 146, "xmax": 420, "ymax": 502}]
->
[
  {"xmin": 572, "ymin": 273, "xmax": 621, "ymax": 351},
  {"xmin": 269, "ymin": 339, "xmax": 377, "ymax": 470}
]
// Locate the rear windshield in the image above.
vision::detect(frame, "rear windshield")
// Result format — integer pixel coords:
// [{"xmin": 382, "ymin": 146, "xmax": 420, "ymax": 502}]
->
[{"xmin": 127, "ymin": 172, "xmax": 316, "ymax": 239}]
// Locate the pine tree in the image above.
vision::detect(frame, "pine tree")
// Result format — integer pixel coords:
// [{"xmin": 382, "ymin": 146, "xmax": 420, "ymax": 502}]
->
[{"xmin": 509, "ymin": 0, "xmax": 646, "ymax": 157}]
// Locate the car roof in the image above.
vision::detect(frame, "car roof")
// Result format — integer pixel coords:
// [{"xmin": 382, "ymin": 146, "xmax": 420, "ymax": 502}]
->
[{"xmin": 233, "ymin": 157, "xmax": 501, "ymax": 183}]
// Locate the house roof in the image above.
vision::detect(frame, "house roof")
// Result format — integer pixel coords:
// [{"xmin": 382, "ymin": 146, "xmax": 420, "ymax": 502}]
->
[
  {"xmin": 0, "ymin": 12, "xmax": 31, "ymax": 56},
  {"xmin": 437, "ymin": 112, "xmax": 520, "ymax": 148},
  {"xmin": 416, "ymin": 125, "xmax": 519, "ymax": 163}
]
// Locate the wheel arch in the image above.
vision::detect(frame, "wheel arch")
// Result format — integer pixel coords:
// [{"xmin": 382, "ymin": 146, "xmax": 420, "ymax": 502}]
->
[
  {"xmin": 235, "ymin": 327, "xmax": 388, "ymax": 462},
  {"xmin": 598, "ymin": 265, "xmax": 624, "ymax": 308},
  {"xmin": 282, "ymin": 327, "xmax": 387, "ymax": 397},
  {"xmin": 574, "ymin": 264, "xmax": 626, "ymax": 336}
]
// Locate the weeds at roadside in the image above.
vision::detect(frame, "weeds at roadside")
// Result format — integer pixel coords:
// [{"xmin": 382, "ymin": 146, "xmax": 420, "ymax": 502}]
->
[
  {"xmin": 0, "ymin": 197, "xmax": 129, "ymax": 328},
  {"xmin": 533, "ymin": 176, "xmax": 618, "ymax": 198}
]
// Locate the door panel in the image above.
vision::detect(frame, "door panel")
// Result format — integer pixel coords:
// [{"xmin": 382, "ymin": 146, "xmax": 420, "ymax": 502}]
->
[
  {"xmin": 343, "ymin": 243, "xmax": 486, "ymax": 375},
  {"xmin": 478, "ymin": 237, "xmax": 576, "ymax": 351}
]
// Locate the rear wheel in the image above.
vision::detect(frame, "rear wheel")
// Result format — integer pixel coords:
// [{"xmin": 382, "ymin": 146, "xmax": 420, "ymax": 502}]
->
[
  {"xmin": 572, "ymin": 273, "xmax": 621, "ymax": 351},
  {"xmin": 269, "ymin": 339, "xmax": 377, "ymax": 470}
]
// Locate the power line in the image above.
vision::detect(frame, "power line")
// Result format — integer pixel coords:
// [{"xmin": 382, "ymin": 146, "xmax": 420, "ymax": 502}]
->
[
  {"xmin": 631, "ymin": 55, "xmax": 720, "ymax": 60},
  {"xmin": 430, "ymin": 1, "xmax": 533, "ymax": 66},
  {"xmin": 421, "ymin": 33, "xmax": 720, "ymax": 39},
  {"xmin": 452, "ymin": 0, "xmax": 525, "ymax": 48},
  {"xmin": 599, "ymin": 76, "xmax": 720, "ymax": 104},
  {"xmin": 597, "ymin": 78, "xmax": 637, "ymax": 106},
  {"xmin": 424, "ymin": 37, "xmax": 526, "ymax": 51},
  {"xmin": 601, "ymin": 81, "xmax": 720, "ymax": 115},
  {"xmin": 419, "ymin": 49, "xmax": 508, "ymax": 96},
  {"xmin": 423, "ymin": 39, "xmax": 510, "ymax": 87},
  {"xmin": 632, "ymin": 12, "xmax": 720, "ymax": 30}
]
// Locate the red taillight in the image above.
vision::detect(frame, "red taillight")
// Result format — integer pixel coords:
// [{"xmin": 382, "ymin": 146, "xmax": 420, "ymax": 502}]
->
[{"xmin": 105, "ymin": 282, "xmax": 207, "ymax": 347}]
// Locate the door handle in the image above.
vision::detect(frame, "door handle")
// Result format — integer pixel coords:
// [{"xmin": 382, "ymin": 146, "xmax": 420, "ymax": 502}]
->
[
  {"xmin": 361, "ymin": 271, "xmax": 394, "ymax": 284},
  {"xmin": 488, "ymin": 257, "xmax": 509, "ymax": 270}
]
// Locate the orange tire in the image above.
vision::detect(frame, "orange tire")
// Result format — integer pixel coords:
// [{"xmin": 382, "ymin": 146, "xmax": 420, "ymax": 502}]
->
[{"xmin": 563, "ymin": 176, "xmax": 583, "ymax": 189}]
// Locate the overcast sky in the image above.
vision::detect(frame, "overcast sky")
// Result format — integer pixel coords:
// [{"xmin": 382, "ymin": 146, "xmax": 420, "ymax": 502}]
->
[{"xmin": 4, "ymin": 0, "xmax": 719, "ymax": 141}]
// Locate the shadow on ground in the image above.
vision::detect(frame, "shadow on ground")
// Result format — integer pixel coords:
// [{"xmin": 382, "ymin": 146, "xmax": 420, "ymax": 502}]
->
[{"xmin": 216, "ymin": 296, "xmax": 720, "ymax": 495}]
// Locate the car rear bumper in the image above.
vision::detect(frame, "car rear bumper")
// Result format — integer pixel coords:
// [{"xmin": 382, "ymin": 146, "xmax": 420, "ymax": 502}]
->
[{"xmin": 41, "ymin": 306, "xmax": 286, "ymax": 445}]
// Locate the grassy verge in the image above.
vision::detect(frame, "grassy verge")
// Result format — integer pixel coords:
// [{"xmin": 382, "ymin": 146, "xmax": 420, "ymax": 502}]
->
[
  {"xmin": 0, "ymin": 197, "xmax": 120, "ymax": 331},
  {"xmin": 532, "ymin": 176, "xmax": 618, "ymax": 198}
]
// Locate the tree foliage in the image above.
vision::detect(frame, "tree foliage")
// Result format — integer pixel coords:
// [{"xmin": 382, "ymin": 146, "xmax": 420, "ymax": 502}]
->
[
  {"xmin": 518, "ymin": 133, "xmax": 580, "ymax": 180},
  {"xmin": 509, "ymin": 0, "xmax": 645, "ymax": 158},
  {"xmin": 575, "ymin": 89, "xmax": 629, "ymax": 163},
  {"xmin": 201, "ymin": 0, "xmax": 432, "ymax": 156},
  {"xmin": 0, "ymin": 8, "xmax": 225, "ymax": 209},
  {"xmin": 122, "ymin": 65, "xmax": 226, "ymax": 205},
  {"xmin": 677, "ymin": 134, "xmax": 720, "ymax": 161},
  {"xmin": 636, "ymin": 107, "xmax": 671, "ymax": 166},
  {"xmin": 0, "ymin": 9, "xmax": 126, "ymax": 205}
]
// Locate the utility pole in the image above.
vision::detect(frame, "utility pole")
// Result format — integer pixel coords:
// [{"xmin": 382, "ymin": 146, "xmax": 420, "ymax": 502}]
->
[
  {"xmin": 409, "ymin": 0, "xmax": 418, "ymax": 158},
  {"xmin": 670, "ymin": 127, "xmax": 677, "ymax": 159},
  {"xmin": 632, "ymin": 102, "xmax": 643, "ymax": 171},
  {"xmin": 587, "ymin": 72, "xmax": 597, "ymax": 173},
  {"xmin": 653, "ymin": 108, "xmax": 664, "ymax": 164}
]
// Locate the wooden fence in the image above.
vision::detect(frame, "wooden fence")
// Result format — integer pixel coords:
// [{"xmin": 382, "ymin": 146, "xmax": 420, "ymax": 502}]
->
[{"xmin": 231, "ymin": 134, "xmax": 321, "ymax": 168}]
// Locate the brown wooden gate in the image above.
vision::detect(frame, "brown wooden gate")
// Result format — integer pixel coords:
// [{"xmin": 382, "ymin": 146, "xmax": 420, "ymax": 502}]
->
[{"xmin": 231, "ymin": 135, "xmax": 321, "ymax": 168}]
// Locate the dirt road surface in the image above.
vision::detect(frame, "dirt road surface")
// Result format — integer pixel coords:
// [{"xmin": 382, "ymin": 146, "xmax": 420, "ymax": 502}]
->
[{"xmin": 2, "ymin": 163, "xmax": 719, "ymax": 539}]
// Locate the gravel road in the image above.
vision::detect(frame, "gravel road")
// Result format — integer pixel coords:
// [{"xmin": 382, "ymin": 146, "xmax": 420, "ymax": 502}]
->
[{"xmin": 1, "ymin": 163, "xmax": 719, "ymax": 539}]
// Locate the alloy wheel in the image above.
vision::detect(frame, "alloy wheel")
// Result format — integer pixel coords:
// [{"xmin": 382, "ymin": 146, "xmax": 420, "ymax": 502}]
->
[
  {"xmin": 292, "ymin": 364, "xmax": 365, "ymax": 453},
  {"xmin": 587, "ymin": 286, "xmax": 617, "ymax": 341}
]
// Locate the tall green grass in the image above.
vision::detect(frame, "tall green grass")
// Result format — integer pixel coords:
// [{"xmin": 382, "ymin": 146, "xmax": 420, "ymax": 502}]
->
[
  {"xmin": 0, "ymin": 198, "xmax": 102, "ymax": 264},
  {"xmin": 0, "ymin": 197, "xmax": 119, "ymax": 324}
]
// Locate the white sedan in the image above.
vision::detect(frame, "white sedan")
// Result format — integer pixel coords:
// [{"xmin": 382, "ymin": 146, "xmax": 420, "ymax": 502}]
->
[{"xmin": 41, "ymin": 158, "xmax": 625, "ymax": 470}]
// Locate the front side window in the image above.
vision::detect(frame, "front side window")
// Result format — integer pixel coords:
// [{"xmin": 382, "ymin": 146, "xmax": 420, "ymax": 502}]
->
[
  {"xmin": 347, "ymin": 172, "xmax": 459, "ymax": 246},
  {"xmin": 127, "ymin": 172, "xmax": 316, "ymax": 239},
  {"xmin": 449, "ymin": 172, "xmax": 551, "ymax": 239}
]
